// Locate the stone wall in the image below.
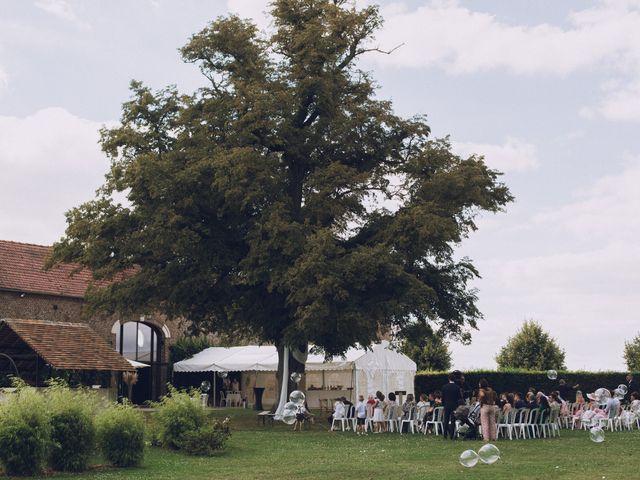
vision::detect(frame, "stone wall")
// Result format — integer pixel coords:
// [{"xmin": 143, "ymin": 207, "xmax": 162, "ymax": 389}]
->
[{"xmin": 0, "ymin": 289, "xmax": 189, "ymax": 397}]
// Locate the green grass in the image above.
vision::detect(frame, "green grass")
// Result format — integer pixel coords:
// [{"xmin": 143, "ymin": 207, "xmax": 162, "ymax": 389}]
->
[{"xmin": 7, "ymin": 409, "xmax": 640, "ymax": 479}]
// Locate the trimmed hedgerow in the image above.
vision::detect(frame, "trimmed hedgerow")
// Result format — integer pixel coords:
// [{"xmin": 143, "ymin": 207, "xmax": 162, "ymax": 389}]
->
[
  {"xmin": 415, "ymin": 369, "xmax": 640, "ymax": 399},
  {"xmin": 96, "ymin": 404, "xmax": 145, "ymax": 467},
  {"xmin": 0, "ymin": 386, "xmax": 51, "ymax": 476}
]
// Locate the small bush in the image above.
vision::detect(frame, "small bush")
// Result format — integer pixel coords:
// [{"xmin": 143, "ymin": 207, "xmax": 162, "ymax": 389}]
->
[
  {"xmin": 178, "ymin": 419, "xmax": 231, "ymax": 456},
  {"xmin": 153, "ymin": 386, "xmax": 231, "ymax": 455},
  {"xmin": 96, "ymin": 404, "xmax": 145, "ymax": 467},
  {"xmin": 46, "ymin": 382, "xmax": 98, "ymax": 472},
  {"xmin": 154, "ymin": 387, "xmax": 207, "ymax": 449},
  {"xmin": 0, "ymin": 387, "xmax": 51, "ymax": 476}
]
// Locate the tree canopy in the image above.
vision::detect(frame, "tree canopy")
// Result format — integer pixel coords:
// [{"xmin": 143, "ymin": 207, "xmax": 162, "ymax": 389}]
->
[
  {"xmin": 495, "ymin": 320, "xmax": 566, "ymax": 371},
  {"xmin": 49, "ymin": 0, "xmax": 512, "ymax": 395},
  {"xmin": 624, "ymin": 333, "xmax": 640, "ymax": 371},
  {"xmin": 399, "ymin": 323, "xmax": 452, "ymax": 372}
]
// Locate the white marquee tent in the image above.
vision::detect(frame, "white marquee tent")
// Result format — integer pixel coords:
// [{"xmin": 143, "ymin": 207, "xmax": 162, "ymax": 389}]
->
[{"xmin": 173, "ymin": 342, "xmax": 416, "ymax": 407}]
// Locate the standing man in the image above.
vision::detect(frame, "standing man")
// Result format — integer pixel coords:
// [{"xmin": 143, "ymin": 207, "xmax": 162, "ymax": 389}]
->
[
  {"xmin": 441, "ymin": 371, "xmax": 464, "ymax": 440},
  {"xmin": 627, "ymin": 374, "xmax": 638, "ymax": 401},
  {"xmin": 558, "ymin": 379, "xmax": 580, "ymax": 402}
]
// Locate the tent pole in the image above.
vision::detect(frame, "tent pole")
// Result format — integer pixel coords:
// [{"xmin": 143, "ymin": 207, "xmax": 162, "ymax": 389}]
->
[{"xmin": 354, "ymin": 368, "xmax": 358, "ymax": 404}]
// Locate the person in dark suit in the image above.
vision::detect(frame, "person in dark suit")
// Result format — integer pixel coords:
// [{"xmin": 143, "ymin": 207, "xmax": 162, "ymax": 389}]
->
[
  {"xmin": 441, "ymin": 372, "xmax": 464, "ymax": 439},
  {"xmin": 627, "ymin": 374, "xmax": 638, "ymax": 402}
]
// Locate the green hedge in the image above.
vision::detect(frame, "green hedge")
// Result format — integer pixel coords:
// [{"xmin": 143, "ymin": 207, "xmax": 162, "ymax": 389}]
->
[{"xmin": 415, "ymin": 370, "xmax": 639, "ymax": 399}]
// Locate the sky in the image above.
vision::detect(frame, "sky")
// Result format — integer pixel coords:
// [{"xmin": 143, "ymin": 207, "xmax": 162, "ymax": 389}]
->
[{"xmin": 1, "ymin": 0, "xmax": 640, "ymax": 371}]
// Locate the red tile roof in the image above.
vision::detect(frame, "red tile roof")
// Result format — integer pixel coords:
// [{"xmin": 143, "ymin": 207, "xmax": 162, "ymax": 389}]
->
[
  {"xmin": 0, "ymin": 240, "xmax": 95, "ymax": 298},
  {"xmin": 0, "ymin": 318, "xmax": 134, "ymax": 372}
]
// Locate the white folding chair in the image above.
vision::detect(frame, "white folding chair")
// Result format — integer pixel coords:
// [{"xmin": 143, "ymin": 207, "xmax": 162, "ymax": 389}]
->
[
  {"xmin": 425, "ymin": 406, "xmax": 444, "ymax": 435},
  {"xmin": 400, "ymin": 406, "xmax": 417, "ymax": 434}
]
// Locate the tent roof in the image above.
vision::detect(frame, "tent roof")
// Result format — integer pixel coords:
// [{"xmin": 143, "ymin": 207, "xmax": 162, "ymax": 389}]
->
[{"xmin": 173, "ymin": 341, "xmax": 416, "ymax": 373}]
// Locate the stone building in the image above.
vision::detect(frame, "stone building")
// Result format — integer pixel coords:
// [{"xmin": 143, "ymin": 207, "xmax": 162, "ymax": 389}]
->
[{"xmin": 0, "ymin": 240, "xmax": 187, "ymax": 403}]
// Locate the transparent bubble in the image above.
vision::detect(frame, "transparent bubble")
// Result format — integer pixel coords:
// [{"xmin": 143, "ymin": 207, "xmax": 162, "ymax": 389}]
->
[
  {"xmin": 614, "ymin": 389, "xmax": 625, "ymax": 400},
  {"xmin": 459, "ymin": 449, "xmax": 479, "ymax": 468},
  {"xmin": 594, "ymin": 388, "xmax": 610, "ymax": 403},
  {"xmin": 200, "ymin": 380, "xmax": 211, "ymax": 392},
  {"xmin": 590, "ymin": 426, "xmax": 605, "ymax": 443},
  {"xmin": 281, "ymin": 401, "xmax": 298, "ymax": 425},
  {"xmin": 547, "ymin": 370, "xmax": 558, "ymax": 380},
  {"xmin": 282, "ymin": 409, "xmax": 297, "ymax": 425},
  {"xmin": 290, "ymin": 372, "xmax": 302, "ymax": 383},
  {"xmin": 478, "ymin": 444, "xmax": 501, "ymax": 464},
  {"xmin": 218, "ymin": 371, "xmax": 229, "ymax": 379},
  {"xmin": 289, "ymin": 390, "xmax": 306, "ymax": 406},
  {"xmin": 618, "ymin": 384, "xmax": 628, "ymax": 395}
]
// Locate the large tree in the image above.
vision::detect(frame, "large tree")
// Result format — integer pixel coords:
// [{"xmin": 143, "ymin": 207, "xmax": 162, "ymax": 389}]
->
[
  {"xmin": 623, "ymin": 333, "xmax": 640, "ymax": 371},
  {"xmin": 49, "ymin": 0, "xmax": 512, "ymax": 407},
  {"xmin": 398, "ymin": 322, "xmax": 452, "ymax": 371},
  {"xmin": 496, "ymin": 320, "xmax": 566, "ymax": 370}
]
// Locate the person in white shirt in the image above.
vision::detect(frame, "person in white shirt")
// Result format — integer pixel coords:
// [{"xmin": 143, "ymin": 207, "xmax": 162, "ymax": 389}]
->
[{"xmin": 355, "ymin": 395, "xmax": 367, "ymax": 434}]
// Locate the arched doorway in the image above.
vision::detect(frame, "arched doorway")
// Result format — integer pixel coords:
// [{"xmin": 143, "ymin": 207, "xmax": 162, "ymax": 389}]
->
[{"xmin": 114, "ymin": 320, "xmax": 164, "ymax": 404}]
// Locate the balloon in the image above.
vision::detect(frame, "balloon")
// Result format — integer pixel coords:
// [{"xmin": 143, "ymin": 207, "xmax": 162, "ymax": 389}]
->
[
  {"xmin": 282, "ymin": 409, "xmax": 297, "ymax": 425},
  {"xmin": 290, "ymin": 372, "xmax": 302, "ymax": 383},
  {"xmin": 459, "ymin": 450, "xmax": 479, "ymax": 468},
  {"xmin": 289, "ymin": 390, "xmax": 306, "ymax": 406},
  {"xmin": 218, "ymin": 371, "xmax": 229, "ymax": 379},
  {"xmin": 200, "ymin": 380, "xmax": 211, "ymax": 392},
  {"xmin": 547, "ymin": 370, "xmax": 558, "ymax": 380},
  {"xmin": 478, "ymin": 444, "xmax": 500, "ymax": 464},
  {"xmin": 281, "ymin": 401, "xmax": 298, "ymax": 425},
  {"xmin": 594, "ymin": 388, "xmax": 610, "ymax": 403},
  {"xmin": 590, "ymin": 426, "xmax": 605, "ymax": 443},
  {"xmin": 618, "ymin": 384, "xmax": 628, "ymax": 395}
]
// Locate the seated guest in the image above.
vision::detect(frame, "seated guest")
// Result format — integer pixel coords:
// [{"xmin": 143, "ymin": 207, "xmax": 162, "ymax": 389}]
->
[
  {"xmin": 514, "ymin": 392, "xmax": 527, "ymax": 409},
  {"xmin": 497, "ymin": 393, "xmax": 508, "ymax": 409},
  {"xmin": 525, "ymin": 392, "xmax": 538, "ymax": 409},
  {"xmin": 416, "ymin": 394, "xmax": 430, "ymax": 425},
  {"xmin": 536, "ymin": 392, "xmax": 550, "ymax": 413},
  {"xmin": 502, "ymin": 393, "xmax": 515, "ymax": 414},
  {"xmin": 402, "ymin": 393, "xmax": 416, "ymax": 420},
  {"xmin": 328, "ymin": 398, "xmax": 346, "ymax": 428}
]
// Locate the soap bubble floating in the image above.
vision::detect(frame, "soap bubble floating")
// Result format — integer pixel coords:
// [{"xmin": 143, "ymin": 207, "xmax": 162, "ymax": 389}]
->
[
  {"xmin": 459, "ymin": 449, "xmax": 479, "ymax": 468},
  {"xmin": 200, "ymin": 380, "xmax": 211, "ymax": 392},
  {"xmin": 590, "ymin": 426, "xmax": 605, "ymax": 443},
  {"xmin": 289, "ymin": 390, "xmax": 306, "ymax": 406},
  {"xmin": 547, "ymin": 370, "xmax": 558, "ymax": 380},
  {"xmin": 282, "ymin": 401, "xmax": 298, "ymax": 425},
  {"xmin": 618, "ymin": 384, "xmax": 628, "ymax": 395},
  {"xmin": 478, "ymin": 444, "xmax": 501, "ymax": 464},
  {"xmin": 290, "ymin": 372, "xmax": 302, "ymax": 383},
  {"xmin": 218, "ymin": 371, "xmax": 229, "ymax": 379}
]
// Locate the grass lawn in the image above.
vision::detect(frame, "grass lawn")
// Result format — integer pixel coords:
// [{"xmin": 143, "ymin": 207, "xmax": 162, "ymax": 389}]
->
[{"xmin": 17, "ymin": 408, "xmax": 640, "ymax": 480}]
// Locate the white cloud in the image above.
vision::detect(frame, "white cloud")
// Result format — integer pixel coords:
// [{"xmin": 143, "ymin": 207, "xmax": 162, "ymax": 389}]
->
[
  {"xmin": 0, "ymin": 108, "xmax": 110, "ymax": 244},
  {"xmin": 454, "ymin": 137, "xmax": 539, "ymax": 173},
  {"xmin": 34, "ymin": 0, "xmax": 91, "ymax": 31},
  {"xmin": 0, "ymin": 68, "xmax": 7, "ymax": 90},
  {"xmin": 451, "ymin": 157, "xmax": 640, "ymax": 370},
  {"xmin": 373, "ymin": 1, "xmax": 640, "ymax": 74},
  {"xmin": 367, "ymin": 0, "xmax": 640, "ymax": 121}
]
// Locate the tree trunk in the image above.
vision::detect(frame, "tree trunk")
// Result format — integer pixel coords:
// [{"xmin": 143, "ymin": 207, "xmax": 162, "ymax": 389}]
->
[{"xmin": 272, "ymin": 341, "xmax": 308, "ymax": 414}]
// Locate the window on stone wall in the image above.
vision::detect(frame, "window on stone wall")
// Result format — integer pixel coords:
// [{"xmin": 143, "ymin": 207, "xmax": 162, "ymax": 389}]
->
[{"xmin": 115, "ymin": 321, "xmax": 159, "ymax": 364}]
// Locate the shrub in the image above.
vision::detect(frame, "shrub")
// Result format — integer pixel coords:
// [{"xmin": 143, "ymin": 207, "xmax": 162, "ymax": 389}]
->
[
  {"xmin": 154, "ymin": 387, "xmax": 207, "ymax": 450},
  {"xmin": 0, "ymin": 387, "xmax": 51, "ymax": 476},
  {"xmin": 46, "ymin": 382, "xmax": 98, "ymax": 472},
  {"xmin": 177, "ymin": 418, "xmax": 231, "ymax": 456},
  {"xmin": 96, "ymin": 404, "xmax": 145, "ymax": 467},
  {"xmin": 153, "ymin": 386, "xmax": 231, "ymax": 455}
]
